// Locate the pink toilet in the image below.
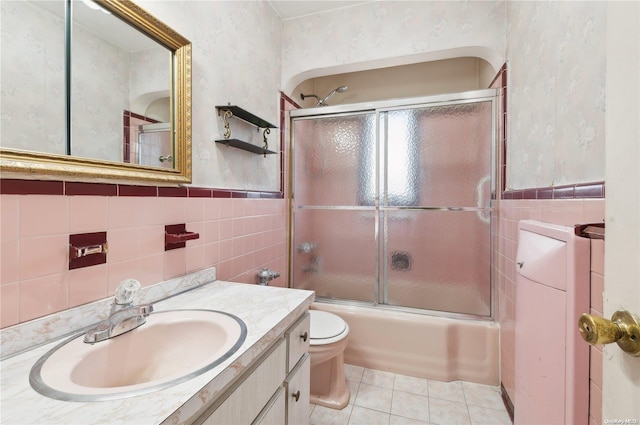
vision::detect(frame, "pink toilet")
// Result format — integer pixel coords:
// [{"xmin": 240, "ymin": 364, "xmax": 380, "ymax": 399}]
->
[{"xmin": 309, "ymin": 310, "xmax": 350, "ymax": 409}]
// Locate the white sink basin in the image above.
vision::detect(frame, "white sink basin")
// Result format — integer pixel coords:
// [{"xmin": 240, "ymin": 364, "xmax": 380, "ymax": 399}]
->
[{"xmin": 30, "ymin": 309, "xmax": 247, "ymax": 401}]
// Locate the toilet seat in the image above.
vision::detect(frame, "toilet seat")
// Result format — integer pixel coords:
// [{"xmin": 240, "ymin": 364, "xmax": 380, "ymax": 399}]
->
[{"xmin": 310, "ymin": 310, "xmax": 348, "ymax": 345}]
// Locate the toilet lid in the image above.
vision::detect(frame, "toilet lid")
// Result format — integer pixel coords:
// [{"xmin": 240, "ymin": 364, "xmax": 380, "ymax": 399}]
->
[{"xmin": 310, "ymin": 310, "xmax": 347, "ymax": 340}]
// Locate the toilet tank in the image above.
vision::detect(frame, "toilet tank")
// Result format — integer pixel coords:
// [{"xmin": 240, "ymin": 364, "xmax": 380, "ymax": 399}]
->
[{"xmin": 514, "ymin": 220, "xmax": 590, "ymax": 425}]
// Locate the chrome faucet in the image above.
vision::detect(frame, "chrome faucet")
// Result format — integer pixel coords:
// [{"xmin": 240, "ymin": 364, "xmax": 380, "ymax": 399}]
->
[
  {"xmin": 257, "ymin": 268, "xmax": 280, "ymax": 285},
  {"xmin": 84, "ymin": 279, "xmax": 153, "ymax": 344}
]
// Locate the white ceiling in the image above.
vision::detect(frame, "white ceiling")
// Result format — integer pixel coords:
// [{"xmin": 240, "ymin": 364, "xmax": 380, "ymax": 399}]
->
[{"xmin": 268, "ymin": 1, "xmax": 372, "ymax": 20}]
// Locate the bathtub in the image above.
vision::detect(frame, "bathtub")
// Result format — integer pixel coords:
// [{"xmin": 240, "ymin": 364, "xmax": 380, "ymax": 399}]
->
[{"xmin": 311, "ymin": 302, "xmax": 499, "ymax": 386}]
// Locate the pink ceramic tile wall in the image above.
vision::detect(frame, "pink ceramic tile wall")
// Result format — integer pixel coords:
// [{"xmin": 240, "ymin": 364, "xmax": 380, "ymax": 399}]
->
[
  {"xmin": 0, "ymin": 195, "xmax": 288, "ymax": 328},
  {"xmin": 496, "ymin": 198, "xmax": 604, "ymax": 422}
]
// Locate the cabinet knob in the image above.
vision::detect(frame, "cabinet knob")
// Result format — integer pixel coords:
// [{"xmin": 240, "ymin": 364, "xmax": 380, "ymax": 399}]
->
[
  {"xmin": 578, "ymin": 310, "xmax": 640, "ymax": 356},
  {"xmin": 292, "ymin": 390, "xmax": 301, "ymax": 402},
  {"xmin": 300, "ymin": 331, "xmax": 308, "ymax": 342}
]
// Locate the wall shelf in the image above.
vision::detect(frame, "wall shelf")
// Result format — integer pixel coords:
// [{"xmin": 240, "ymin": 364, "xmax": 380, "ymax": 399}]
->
[
  {"xmin": 215, "ymin": 105, "xmax": 277, "ymax": 129},
  {"xmin": 215, "ymin": 139, "xmax": 277, "ymax": 155},
  {"xmin": 214, "ymin": 104, "xmax": 278, "ymax": 157}
]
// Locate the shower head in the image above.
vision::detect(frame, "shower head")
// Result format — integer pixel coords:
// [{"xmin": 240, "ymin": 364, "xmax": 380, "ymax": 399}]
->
[{"xmin": 317, "ymin": 86, "xmax": 348, "ymax": 107}]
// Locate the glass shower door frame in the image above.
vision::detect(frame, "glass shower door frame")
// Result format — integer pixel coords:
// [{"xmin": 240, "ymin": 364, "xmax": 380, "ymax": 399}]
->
[{"xmin": 290, "ymin": 89, "xmax": 498, "ymax": 320}]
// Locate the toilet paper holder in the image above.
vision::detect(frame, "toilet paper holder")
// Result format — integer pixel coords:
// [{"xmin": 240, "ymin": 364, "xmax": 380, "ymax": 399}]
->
[{"xmin": 578, "ymin": 310, "xmax": 640, "ymax": 356}]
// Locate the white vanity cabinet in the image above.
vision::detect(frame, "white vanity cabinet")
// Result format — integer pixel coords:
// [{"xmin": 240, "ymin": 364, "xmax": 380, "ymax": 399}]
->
[{"xmin": 193, "ymin": 312, "xmax": 310, "ymax": 425}]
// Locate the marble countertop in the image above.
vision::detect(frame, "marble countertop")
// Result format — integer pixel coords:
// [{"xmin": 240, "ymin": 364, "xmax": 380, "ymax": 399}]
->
[{"xmin": 0, "ymin": 275, "xmax": 314, "ymax": 425}]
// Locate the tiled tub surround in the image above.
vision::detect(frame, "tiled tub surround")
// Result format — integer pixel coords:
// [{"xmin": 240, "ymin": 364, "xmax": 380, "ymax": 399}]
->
[
  {"xmin": 0, "ymin": 269, "xmax": 314, "ymax": 424},
  {"xmin": 0, "ymin": 189, "xmax": 288, "ymax": 328}
]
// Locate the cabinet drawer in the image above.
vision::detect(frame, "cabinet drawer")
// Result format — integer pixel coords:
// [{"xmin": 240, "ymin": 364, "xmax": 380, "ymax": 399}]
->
[
  {"xmin": 285, "ymin": 354, "xmax": 310, "ymax": 425},
  {"xmin": 286, "ymin": 313, "xmax": 310, "ymax": 373}
]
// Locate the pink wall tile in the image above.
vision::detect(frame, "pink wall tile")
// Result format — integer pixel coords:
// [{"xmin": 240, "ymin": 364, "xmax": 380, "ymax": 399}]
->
[
  {"xmin": 107, "ymin": 259, "xmax": 141, "ymax": 295},
  {"xmin": 68, "ymin": 264, "xmax": 108, "ymax": 308},
  {"xmin": 137, "ymin": 225, "xmax": 165, "ymax": 256},
  {"xmin": 19, "ymin": 235, "xmax": 68, "ymax": 281},
  {"xmin": 162, "ymin": 197, "xmax": 186, "ymax": 224},
  {"xmin": 137, "ymin": 254, "xmax": 164, "ymax": 287},
  {"xmin": 108, "ymin": 228, "xmax": 140, "ymax": 263},
  {"xmin": 20, "ymin": 195, "xmax": 68, "ymax": 237},
  {"xmin": 185, "ymin": 197, "xmax": 204, "ymax": 223},
  {"xmin": 186, "ymin": 245, "xmax": 205, "ymax": 274},
  {"xmin": 1, "ymin": 282, "xmax": 19, "ymax": 327},
  {"xmin": 69, "ymin": 196, "xmax": 107, "ymax": 233},
  {"xmin": 107, "ymin": 197, "xmax": 140, "ymax": 229},
  {"xmin": 1, "ymin": 239, "xmax": 19, "ymax": 284},
  {"xmin": 203, "ymin": 198, "xmax": 220, "ymax": 220},
  {"xmin": 590, "ymin": 272, "xmax": 604, "ymax": 314},
  {"xmin": 590, "ymin": 240, "xmax": 604, "ymax": 276},
  {"xmin": 163, "ymin": 248, "xmax": 186, "ymax": 280},
  {"xmin": 203, "ymin": 242, "xmax": 220, "ymax": 268},
  {"xmin": 19, "ymin": 273, "xmax": 67, "ymax": 322},
  {"xmin": 1, "ymin": 195, "xmax": 19, "ymax": 241}
]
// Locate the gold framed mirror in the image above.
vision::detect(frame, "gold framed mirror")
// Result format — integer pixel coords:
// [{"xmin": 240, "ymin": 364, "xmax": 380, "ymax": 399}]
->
[{"xmin": 0, "ymin": 0, "xmax": 192, "ymax": 184}]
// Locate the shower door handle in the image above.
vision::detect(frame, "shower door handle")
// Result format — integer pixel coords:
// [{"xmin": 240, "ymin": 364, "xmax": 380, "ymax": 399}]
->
[
  {"xmin": 476, "ymin": 175, "xmax": 491, "ymax": 224},
  {"xmin": 159, "ymin": 155, "xmax": 173, "ymax": 162}
]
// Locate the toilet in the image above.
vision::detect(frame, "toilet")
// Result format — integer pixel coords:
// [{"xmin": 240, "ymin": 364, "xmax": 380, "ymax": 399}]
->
[{"xmin": 309, "ymin": 310, "xmax": 350, "ymax": 409}]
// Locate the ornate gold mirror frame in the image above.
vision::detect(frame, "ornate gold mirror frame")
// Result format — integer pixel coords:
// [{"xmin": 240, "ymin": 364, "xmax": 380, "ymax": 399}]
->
[{"xmin": 0, "ymin": 0, "xmax": 192, "ymax": 185}]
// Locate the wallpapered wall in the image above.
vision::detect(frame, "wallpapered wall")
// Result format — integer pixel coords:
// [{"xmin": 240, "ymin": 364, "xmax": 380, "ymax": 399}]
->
[
  {"xmin": 138, "ymin": 0, "xmax": 283, "ymax": 191},
  {"xmin": 281, "ymin": 1, "xmax": 506, "ymax": 91},
  {"xmin": 506, "ymin": 1, "xmax": 606, "ymax": 190}
]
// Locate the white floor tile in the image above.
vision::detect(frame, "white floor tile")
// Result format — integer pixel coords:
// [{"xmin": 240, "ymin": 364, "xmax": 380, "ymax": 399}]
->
[
  {"xmin": 344, "ymin": 364, "xmax": 365, "ymax": 382},
  {"xmin": 311, "ymin": 367, "xmax": 510, "ymax": 425},
  {"xmin": 390, "ymin": 390, "xmax": 430, "ymax": 423},
  {"xmin": 428, "ymin": 380, "xmax": 465, "ymax": 403},
  {"xmin": 348, "ymin": 406, "xmax": 390, "ymax": 425},
  {"xmin": 461, "ymin": 382, "xmax": 504, "ymax": 410},
  {"xmin": 390, "ymin": 415, "xmax": 430, "ymax": 425},
  {"xmin": 394, "ymin": 374, "xmax": 430, "ymax": 397},
  {"xmin": 310, "ymin": 403, "xmax": 353, "ymax": 425},
  {"xmin": 362, "ymin": 368, "xmax": 396, "ymax": 389},
  {"xmin": 428, "ymin": 397, "xmax": 471, "ymax": 425},
  {"xmin": 467, "ymin": 405, "xmax": 512, "ymax": 425},
  {"xmin": 354, "ymin": 382, "xmax": 393, "ymax": 413}
]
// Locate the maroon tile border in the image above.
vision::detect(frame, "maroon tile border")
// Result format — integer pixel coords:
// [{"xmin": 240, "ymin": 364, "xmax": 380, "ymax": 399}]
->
[
  {"xmin": 0, "ymin": 179, "xmax": 285, "ymax": 199},
  {"xmin": 66, "ymin": 182, "xmax": 117, "ymax": 196},
  {"xmin": 0, "ymin": 179, "xmax": 64, "ymax": 195},
  {"xmin": 501, "ymin": 181, "xmax": 605, "ymax": 200}
]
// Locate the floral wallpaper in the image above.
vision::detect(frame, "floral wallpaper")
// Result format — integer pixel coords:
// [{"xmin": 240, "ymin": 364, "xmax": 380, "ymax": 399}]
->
[
  {"xmin": 281, "ymin": 1, "xmax": 507, "ymax": 91},
  {"xmin": 506, "ymin": 1, "xmax": 606, "ymax": 190},
  {"xmin": 139, "ymin": 0, "xmax": 283, "ymax": 191},
  {"xmin": 1, "ymin": 1, "xmax": 66, "ymax": 155}
]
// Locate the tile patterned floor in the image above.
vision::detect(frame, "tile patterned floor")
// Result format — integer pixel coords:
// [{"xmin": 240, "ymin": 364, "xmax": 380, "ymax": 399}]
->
[{"xmin": 309, "ymin": 365, "xmax": 512, "ymax": 425}]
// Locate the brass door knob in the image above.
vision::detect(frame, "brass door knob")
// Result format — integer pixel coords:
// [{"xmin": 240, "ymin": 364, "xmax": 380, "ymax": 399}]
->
[{"xmin": 578, "ymin": 310, "xmax": 640, "ymax": 356}]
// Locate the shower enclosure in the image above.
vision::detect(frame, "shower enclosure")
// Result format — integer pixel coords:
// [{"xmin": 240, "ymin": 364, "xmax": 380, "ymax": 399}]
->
[{"xmin": 290, "ymin": 89, "xmax": 497, "ymax": 318}]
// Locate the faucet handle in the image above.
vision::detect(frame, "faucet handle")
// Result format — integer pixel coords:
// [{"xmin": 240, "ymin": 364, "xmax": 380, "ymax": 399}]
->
[{"xmin": 114, "ymin": 279, "xmax": 141, "ymax": 305}]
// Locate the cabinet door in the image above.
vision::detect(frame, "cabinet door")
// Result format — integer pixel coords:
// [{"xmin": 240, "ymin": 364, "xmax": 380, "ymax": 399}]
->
[
  {"xmin": 201, "ymin": 340, "xmax": 286, "ymax": 425},
  {"xmin": 285, "ymin": 354, "xmax": 310, "ymax": 425},
  {"xmin": 286, "ymin": 313, "xmax": 310, "ymax": 373},
  {"xmin": 253, "ymin": 387, "xmax": 286, "ymax": 425}
]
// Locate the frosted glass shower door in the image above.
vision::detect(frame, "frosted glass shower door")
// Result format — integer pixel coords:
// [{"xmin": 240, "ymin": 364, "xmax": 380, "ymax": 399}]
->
[
  {"xmin": 381, "ymin": 102, "xmax": 493, "ymax": 316},
  {"xmin": 291, "ymin": 113, "xmax": 378, "ymax": 303}
]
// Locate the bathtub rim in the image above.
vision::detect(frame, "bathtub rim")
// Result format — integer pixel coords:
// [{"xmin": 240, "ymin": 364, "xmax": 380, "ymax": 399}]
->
[{"xmin": 311, "ymin": 296, "xmax": 496, "ymax": 323}]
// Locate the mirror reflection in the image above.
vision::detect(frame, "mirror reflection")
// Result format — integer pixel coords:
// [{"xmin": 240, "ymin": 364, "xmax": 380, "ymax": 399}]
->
[
  {"xmin": 1, "ymin": 0, "xmax": 182, "ymax": 172},
  {"xmin": 71, "ymin": 0, "xmax": 173, "ymax": 167}
]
